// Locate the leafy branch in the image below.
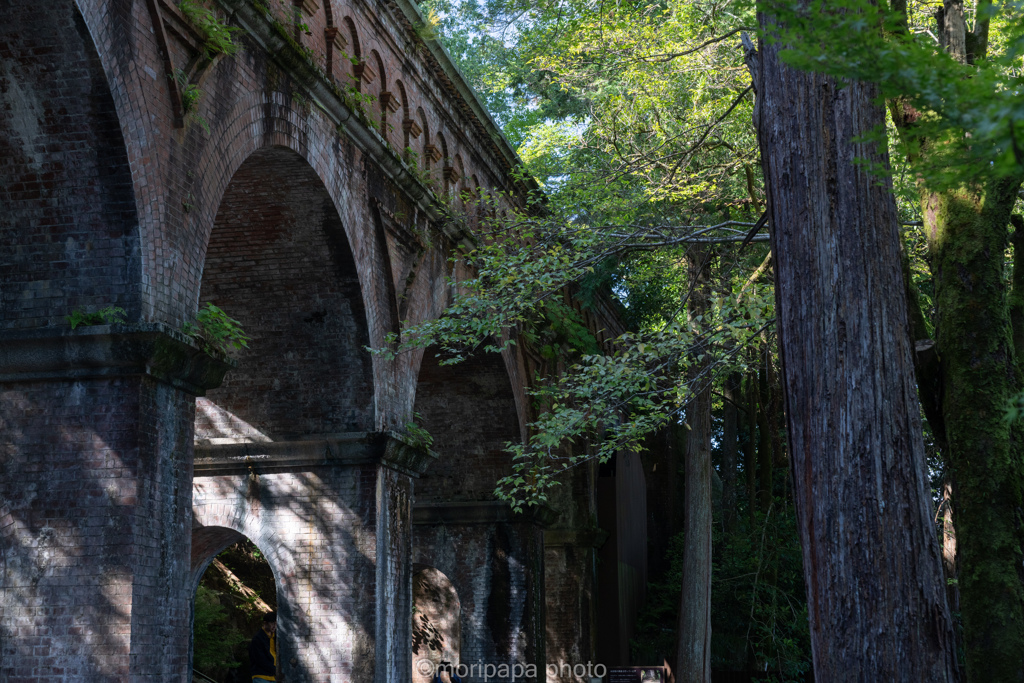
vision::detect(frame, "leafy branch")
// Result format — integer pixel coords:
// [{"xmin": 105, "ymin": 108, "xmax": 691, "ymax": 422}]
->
[{"xmin": 183, "ymin": 303, "xmax": 251, "ymax": 355}]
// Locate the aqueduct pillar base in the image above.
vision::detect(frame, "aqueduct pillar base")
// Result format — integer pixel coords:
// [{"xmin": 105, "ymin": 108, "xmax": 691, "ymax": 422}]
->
[{"xmin": 0, "ymin": 325, "xmax": 229, "ymax": 681}]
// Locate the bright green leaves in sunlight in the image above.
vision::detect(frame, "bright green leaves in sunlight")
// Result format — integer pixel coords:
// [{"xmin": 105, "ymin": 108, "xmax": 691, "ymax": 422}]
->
[
  {"xmin": 769, "ymin": 0, "xmax": 1024, "ymax": 186},
  {"xmin": 393, "ymin": 0, "xmax": 778, "ymax": 510}
]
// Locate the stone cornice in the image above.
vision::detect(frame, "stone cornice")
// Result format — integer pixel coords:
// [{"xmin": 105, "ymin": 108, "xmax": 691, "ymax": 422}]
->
[
  {"xmin": 0, "ymin": 323, "xmax": 233, "ymax": 395},
  {"xmin": 194, "ymin": 431, "xmax": 437, "ymax": 476},
  {"xmin": 412, "ymin": 500, "xmax": 559, "ymax": 528}
]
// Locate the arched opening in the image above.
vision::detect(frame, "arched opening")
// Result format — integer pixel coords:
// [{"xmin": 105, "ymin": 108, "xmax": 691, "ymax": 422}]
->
[
  {"xmin": 436, "ymin": 132, "xmax": 451, "ymax": 194},
  {"xmin": 343, "ymin": 17, "xmax": 363, "ymax": 91},
  {"xmin": 418, "ymin": 108, "xmax": 434, "ymax": 173},
  {"xmin": 396, "ymin": 80, "xmax": 412, "ymax": 154},
  {"xmin": 195, "ymin": 145, "xmax": 373, "ymax": 442},
  {"xmin": 412, "ymin": 566, "xmax": 461, "ymax": 683},
  {"xmin": 191, "ymin": 528, "xmax": 278, "ymax": 682},
  {"xmin": 370, "ymin": 50, "xmax": 391, "ymax": 139}
]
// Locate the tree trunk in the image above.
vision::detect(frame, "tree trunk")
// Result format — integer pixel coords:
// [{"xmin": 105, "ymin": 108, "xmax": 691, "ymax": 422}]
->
[
  {"xmin": 752, "ymin": 21, "xmax": 959, "ymax": 680},
  {"xmin": 922, "ymin": 178, "xmax": 1024, "ymax": 681},
  {"xmin": 722, "ymin": 372, "xmax": 741, "ymax": 533},
  {"xmin": 1010, "ymin": 215, "xmax": 1024, "ymax": 363},
  {"xmin": 887, "ymin": 1, "xmax": 1024, "ymax": 674},
  {"xmin": 757, "ymin": 362, "xmax": 773, "ymax": 514},
  {"xmin": 745, "ymin": 371, "xmax": 757, "ymax": 527},
  {"xmin": 676, "ymin": 246, "xmax": 713, "ymax": 683}
]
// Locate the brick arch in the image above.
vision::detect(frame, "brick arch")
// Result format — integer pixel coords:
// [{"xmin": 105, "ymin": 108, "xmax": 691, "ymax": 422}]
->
[
  {"xmin": 370, "ymin": 49, "xmax": 389, "ymax": 137},
  {"xmin": 178, "ymin": 91, "xmax": 389, "ymax": 332},
  {"xmin": 195, "ymin": 144, "xmax": 375, "ymax": 439},
  {"xmin": 343, "ymin": 16, "xmax": 362, "ymax": 90},
  {"xmin": 188, "ymin": 518, "xmax": 297, "ymax": 667},
  {"xmin": 0, "ymin": 0, "xmax": 141, "ymax": 330},
  {"xmin": 436, "ymin": 132, "xmax": 451, "ymax": 191},
  {"xmin": 188, "ymin": 525, "xmax": 284, "ymax": 598},
  {"xmin": 452, "ymin": 154, "xmax": 466, "ymax": 202},
  {"xmin": 395, "ymin": 80, "xmax": 412, "ymax": 151},
  {"xmin": 436, "ymin": 131, "xmax": 450, "ymax": 163},
  {"xmin": 370, "ymin": 49, "xmax": 387, "ymax": 92}
]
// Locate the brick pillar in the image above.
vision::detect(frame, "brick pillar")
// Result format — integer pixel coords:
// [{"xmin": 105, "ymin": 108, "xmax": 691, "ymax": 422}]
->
[
  {"xmin": 543, "ymin": 529, "xmax": 606, "ymax": 683},
  {"xmin": 0, "ymin": 324, "xmax": 230, "ymax": 681},
  {"xmin": 413, "ymin": 503, "xmax": 554, "ymax": 683},
  {"xmin": 376, "ymin": 438, "xmax": 435, "ymax": 683}
]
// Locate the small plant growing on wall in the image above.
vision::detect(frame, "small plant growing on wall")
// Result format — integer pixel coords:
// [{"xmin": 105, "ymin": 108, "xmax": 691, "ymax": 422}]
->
[
  {"xmin": 403, "ymin": 412, "xmax": 434, "ymax": 450},
  {"xmin": 66, "ymin": 306, "xmax": 127, "ymax": 329},
  {"xmin": 178, "ymin": 0, "xmax": 240, "ymax": 58},
  {"xmin": 175, "ymin": 69, "xmax": 211, "ymax": 133},
  {"xmin": 183, "ymin": 302, "xmax": 251, "ymax": 355}
]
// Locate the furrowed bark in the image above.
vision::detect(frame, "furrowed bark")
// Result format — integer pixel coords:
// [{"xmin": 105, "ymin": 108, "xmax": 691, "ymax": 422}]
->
[
  {"xmin": 754, "ymin": 15, "xmax": 959, "ymax": 680},
  {"xmin": 676, "ymin": 245, "xmax": 713, "ymax": 683}
]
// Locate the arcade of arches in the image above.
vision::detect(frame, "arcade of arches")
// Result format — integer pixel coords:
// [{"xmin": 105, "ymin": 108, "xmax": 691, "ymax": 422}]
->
[{"xmin": 0, "ymin": 0, "xmax": 654, "ymax": 680}]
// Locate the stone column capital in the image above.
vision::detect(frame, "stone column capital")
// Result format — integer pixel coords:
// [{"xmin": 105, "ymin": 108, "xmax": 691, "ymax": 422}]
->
[{"xmin": 0, "ymin": 323, "xmax": 234, "ymax": 395}]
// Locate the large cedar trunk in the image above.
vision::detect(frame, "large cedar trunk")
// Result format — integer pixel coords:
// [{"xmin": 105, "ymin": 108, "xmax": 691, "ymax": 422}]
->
[
  {"xmin": 675, "ymin": 246, "xmax": 713, "ymax": 683},
  {"xmin": 752, "ymin": 25, "xmax": 959, "ymax": 681}
]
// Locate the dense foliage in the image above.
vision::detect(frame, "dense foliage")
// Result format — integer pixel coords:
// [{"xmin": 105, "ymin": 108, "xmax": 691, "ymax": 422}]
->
[{"xmin": 402, "ymin": 0, "xmax": 1024, "ymax": 676}]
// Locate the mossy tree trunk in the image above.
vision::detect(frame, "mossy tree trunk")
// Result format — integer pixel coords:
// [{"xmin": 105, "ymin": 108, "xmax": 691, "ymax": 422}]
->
[
  {"xmin": 752, "ymin": 18, "xmax": 959, "ymax": 679},
  {"xmin": 888, "ymin": 6, "xmax": 1024, "ymax": 676},
  {"xmin": 920, "ymin": 178, "xmax": 1024, "ymax": 681}
]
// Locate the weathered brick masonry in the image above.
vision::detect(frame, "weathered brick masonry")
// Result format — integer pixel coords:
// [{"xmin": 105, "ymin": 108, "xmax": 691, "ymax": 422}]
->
[{"xmin": 0, "ymin": 0, "xmax": 647, "ymax": 679}]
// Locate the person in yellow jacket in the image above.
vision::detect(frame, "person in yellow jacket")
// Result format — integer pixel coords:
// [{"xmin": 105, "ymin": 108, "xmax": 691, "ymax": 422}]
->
[{"xmin": 249, "ymin": 612, "xmax": 277, "ymax": 682}]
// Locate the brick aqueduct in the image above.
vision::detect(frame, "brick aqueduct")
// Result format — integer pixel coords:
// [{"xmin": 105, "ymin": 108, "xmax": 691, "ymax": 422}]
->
[{"xmin": 0, "ymin": 0, "xmax": 653, "ymax": 680}]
